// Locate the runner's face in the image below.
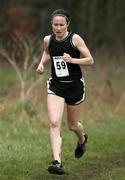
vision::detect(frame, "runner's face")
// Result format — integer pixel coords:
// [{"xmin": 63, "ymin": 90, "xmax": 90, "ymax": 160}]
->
[{"xmin": 51, "ymin": 16, "xmax": 69, "ymax": 39}]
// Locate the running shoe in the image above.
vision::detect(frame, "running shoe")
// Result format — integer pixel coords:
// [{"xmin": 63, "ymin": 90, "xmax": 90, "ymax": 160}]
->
[
  {"xmin": 75, "ymin": 134, "xmax": 88, "ymax": 158},
  {"xmin": 48, "ymin": 160, "xmax": 65, "ymax": 175}
]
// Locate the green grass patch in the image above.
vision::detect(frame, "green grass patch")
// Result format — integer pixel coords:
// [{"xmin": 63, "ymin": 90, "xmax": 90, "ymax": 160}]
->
[
  {"xmin": 0, "ymin": 69, "xmax": 15, "ymax": 96},
  {"xmin": 0, "ymin": 118, "xmax": 125, "ymax": 180}
]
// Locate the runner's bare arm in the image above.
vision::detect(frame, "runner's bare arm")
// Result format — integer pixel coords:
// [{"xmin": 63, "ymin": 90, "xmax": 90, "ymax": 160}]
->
[
  {"xmin": 63, "ymin": 34, "xmax": 94, "ymax": 65},
  {"xmin": 38, "ymin": 35, "xmax": 50, "ymax": 65},
  {"xmin": 36, "ymin": 36, "xmax": 50, "ymax": 74}
]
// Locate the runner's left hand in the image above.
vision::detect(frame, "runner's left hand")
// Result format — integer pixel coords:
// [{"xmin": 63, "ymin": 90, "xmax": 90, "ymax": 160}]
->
[{"xmin": 63, "ymin": 53, "xmax": 73, "ymax": 63}]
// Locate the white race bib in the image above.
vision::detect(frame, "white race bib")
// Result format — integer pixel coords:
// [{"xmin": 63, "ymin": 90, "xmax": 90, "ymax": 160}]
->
[{"xmin": 53, "ymin": 56, "xmax": 69, "ymax": 77}]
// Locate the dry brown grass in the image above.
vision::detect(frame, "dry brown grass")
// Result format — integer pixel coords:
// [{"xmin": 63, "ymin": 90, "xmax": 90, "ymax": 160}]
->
[{"xmin": 0, "ymin": 55, "xmax": 125, "ymax": 123}]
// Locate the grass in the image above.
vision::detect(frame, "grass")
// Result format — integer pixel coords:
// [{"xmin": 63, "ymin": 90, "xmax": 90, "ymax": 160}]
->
[
  {"xmin": 0, "ymin": 68, "xmax": 15, "ymax": 96},
  {"xmin": 0, "ymin": 117, "xmax": 125, "ymax": 180}
]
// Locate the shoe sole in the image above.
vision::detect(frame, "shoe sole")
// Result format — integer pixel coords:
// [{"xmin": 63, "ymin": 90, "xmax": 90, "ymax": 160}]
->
[
  {"xmin": 75, "ymin": 134, "xmax": 88, "ymax": 158},
  {"xmin": 48, "ymin": 166, "xmax": 65, "ymax": 175},
  {"xmin": 75, "ymin": 145, "xmax": 87, "ymax": 158}
]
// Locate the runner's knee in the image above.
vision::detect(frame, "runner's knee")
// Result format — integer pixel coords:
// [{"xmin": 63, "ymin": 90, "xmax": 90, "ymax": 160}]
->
[{"xmin": 50, "ymin": 120, "xmax": 60, "ymax": 128}]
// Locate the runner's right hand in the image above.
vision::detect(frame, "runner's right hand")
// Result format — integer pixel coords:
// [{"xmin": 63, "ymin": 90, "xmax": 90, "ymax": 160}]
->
[{"xmin": 36, "ymin": 64, "xmax": 44, "ymax": 74}]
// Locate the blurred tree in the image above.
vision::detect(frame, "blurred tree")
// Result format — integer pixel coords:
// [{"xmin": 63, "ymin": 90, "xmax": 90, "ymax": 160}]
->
[
  {"xmin": 0, "ymin": 32, "xmax": 42, "ymax": 102},
  {"xmin": 0, "ymin": 0, "xmax": 125, "ymax": 55}
]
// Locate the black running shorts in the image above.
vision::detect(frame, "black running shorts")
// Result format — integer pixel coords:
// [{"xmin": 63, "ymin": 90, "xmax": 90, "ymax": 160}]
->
[{"xmin": 47, "ymin": 77, "xmax": 86, "ymax": 105}]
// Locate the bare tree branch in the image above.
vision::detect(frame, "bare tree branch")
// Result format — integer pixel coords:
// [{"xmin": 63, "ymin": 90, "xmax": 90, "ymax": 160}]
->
[
  {"xmin": 26, "ymin": 76, "xmax": 43, "ymax": 98},
  {"xmin": 0, "ymin": 49, "xmax": 24, "ymax": 85},
  {"xmin": 0, "ymin": 33, "xmax": 43, "ymax": 103},
  {"xmin": 28, "ymin": 55, "xmax": 40, "ymax": 71}
]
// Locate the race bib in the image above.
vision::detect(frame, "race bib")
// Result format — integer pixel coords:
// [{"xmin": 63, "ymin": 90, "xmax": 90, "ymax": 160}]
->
[{"xmin": 53, "ymin": 56, "xmax": 69, "ymax": 77}]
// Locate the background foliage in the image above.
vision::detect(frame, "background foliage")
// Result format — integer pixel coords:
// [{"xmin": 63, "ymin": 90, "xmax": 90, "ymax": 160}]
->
[{"xmin": 0, "ymin": 0, "xmax": 125, "ymax": 54}]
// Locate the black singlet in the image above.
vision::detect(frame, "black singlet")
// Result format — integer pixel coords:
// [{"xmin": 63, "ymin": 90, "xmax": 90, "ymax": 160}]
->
[{"xmin": 48, "ymin": 32, "xmax": 82, "ymax": 81}]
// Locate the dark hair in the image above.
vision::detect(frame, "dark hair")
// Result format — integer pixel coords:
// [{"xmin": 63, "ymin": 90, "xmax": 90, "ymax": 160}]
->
[{"xmin": 51, "ymin": 9, "xmax": 70, "ymax": 23}]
